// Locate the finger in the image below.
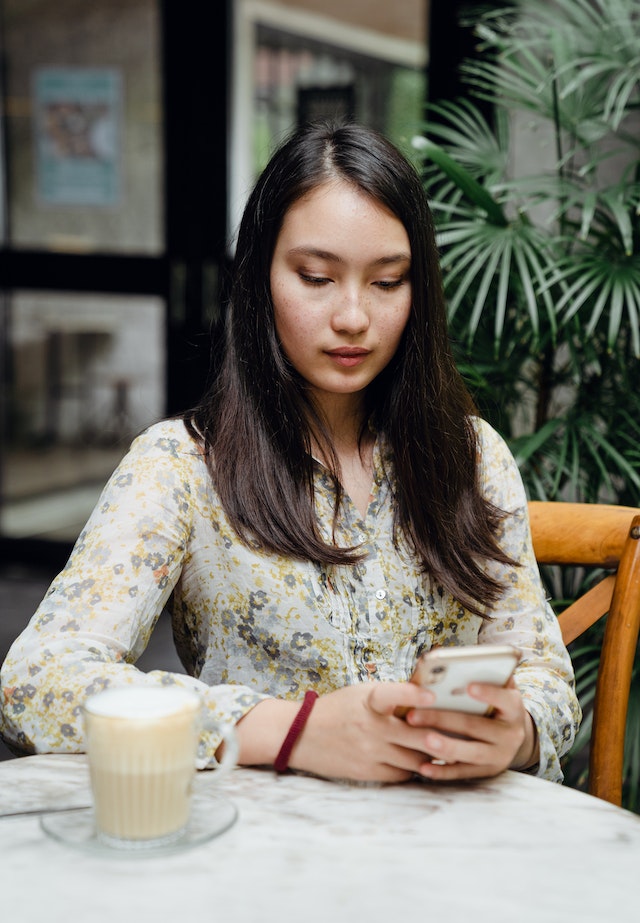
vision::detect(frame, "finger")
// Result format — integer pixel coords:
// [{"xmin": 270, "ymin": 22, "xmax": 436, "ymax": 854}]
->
[
  {"xmin": 414, "ymin": 715, "xmax": 523, "ymax": 774},
  {"xmin": 357, "ymin": 762, "xmax": 416, "ymax": 784},
  {"xmin": 351, "ymin": 722, "xmax": 439, "ymax": 778},
  {"xmin": 383, "ymin": 741, "xmax": 439, "ymax": 777},
  {"xmin": 466, "ymin": 679, "xmax": 522, "ymax": 717},
  {"xmin": 360, "ymin": 723, "xmax": 442, "ymax": 777},
  {"xmin": 367, "ymin": 682, "xmax": 435, "ymax": 717},
  {"xmin": 417, "ymin": 757, "xmax": 497, "ymax": 782},
  {"xmin": 412, "ymin": 725, "xmax": 479, "ymax": 764},
  {"xmin": 405, "ymin": 707, "xmax": 497, "ymax": 743}
]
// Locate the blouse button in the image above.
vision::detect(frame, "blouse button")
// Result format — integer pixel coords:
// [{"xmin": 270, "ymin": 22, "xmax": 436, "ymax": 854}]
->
[
  {"xmin": 357, "ymin": 532, "xmax": 367, "ymax": 544},
  {"xmin": 375, "ymin": 588, "xmax": 386, "ymax": 600}
]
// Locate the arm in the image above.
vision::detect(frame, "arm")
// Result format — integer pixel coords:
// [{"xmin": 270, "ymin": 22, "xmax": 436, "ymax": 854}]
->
[
  {"xmin": 0, "ymin": 422, "xmax": 267, "ymax": 765},
  {"xmin": 475, "ymin": 423, "xmax": 581, "ymax": 780},
  {"xmin": 0, "ymin": 423, "xmax": 443, "ymax": 782},
  {"xmin": 400, "ymin": 422, "xmax": 580, "ymax": 782},
  {"xmin": 236, "ymin": 682, "xmax": 445, "ymax": 782}
]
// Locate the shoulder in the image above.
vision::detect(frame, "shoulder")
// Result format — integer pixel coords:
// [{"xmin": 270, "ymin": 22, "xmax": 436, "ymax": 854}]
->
[
  {"xmin": 106, "ymin": 419, "xmax": 208, "ymax": 490},
  {"xmin": 471, "ymin": 416, "xmax": 510, "ymax": 459},
  {"xmin": 127, "ymin": 418, "xmax": 204, "ymax": 462},
  {"xmin": 471, "ymin": 417, "xmax": 527, "ymax": 510},
  {"xmin": 94, "ymin": 418, "xmax": 210, "ymax": 520}
]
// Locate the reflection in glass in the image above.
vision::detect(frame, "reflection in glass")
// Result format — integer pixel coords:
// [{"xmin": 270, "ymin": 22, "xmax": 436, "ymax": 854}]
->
[
  {"xmin": 1, "ymin": 292, "xmax": 165, "ymax": 542},
  {"xmin": 2, "ymin": 0, "xmax": 162, "ymax": 254},
  {"xmin": 230, "ymin": 3, "xmax": 427, "ymax": 244},
  {"xmin": 253, "ymin": 25, "xmax": 426, "ymax": 176}
]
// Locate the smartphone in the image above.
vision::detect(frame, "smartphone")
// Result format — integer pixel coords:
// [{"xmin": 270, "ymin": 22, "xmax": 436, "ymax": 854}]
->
[{"xmin": 395, "ymin": 644, "xmax": 522, "ymax": 717}]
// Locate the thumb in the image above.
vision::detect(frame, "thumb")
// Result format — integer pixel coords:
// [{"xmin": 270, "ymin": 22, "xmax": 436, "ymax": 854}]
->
[{"xmin": 367, "ymin": 681, "xmax": 435, "ymax": 718}]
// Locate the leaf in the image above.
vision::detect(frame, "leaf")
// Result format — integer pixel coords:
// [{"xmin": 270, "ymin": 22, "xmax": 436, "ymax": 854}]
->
[
  {"xmin": 416, "ymin": 139, "xmax": 508, "ymax": 226},
  {"xmin": 513, "ymin": 244, "xmax": 540, "ymax": 338},
  {"xmin": 607, "ymin": 281, "xmax": 625, "ymax": 348},
  {"xmin": 624, "ymin": 282, "xmax": 640, "ymax": 357},
  {"xmin": 510, "ymin": 419, "xmax": 564, "ymax": 465},
  {"xmin": 600, "ymin": 189, "xmax": 634, "ymax": 255},
  {"xmin": 494, "ymin": 240, "xmax": 513, "ymax": 343},
  {"xmin": 584, "ymin": 428, "xmax": 640, "ymax": 491},
  {"xmin": 469, "ymin": 245, "xmax": 504, "ymax": 342}
]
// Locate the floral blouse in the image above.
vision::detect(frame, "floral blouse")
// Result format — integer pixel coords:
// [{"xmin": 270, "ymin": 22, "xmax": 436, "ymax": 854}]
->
[{"xmin": 0, "ymin": 418, "xmax": 580, "ymax": 779}]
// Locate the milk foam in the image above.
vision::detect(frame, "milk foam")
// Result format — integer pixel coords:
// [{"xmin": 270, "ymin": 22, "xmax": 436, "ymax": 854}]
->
[{"xmin": 84, "ymin": 685, "xmax": 200, "ymax": 719}]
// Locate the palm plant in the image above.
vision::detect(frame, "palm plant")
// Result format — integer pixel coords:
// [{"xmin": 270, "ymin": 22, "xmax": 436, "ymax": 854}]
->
[{"xmin": 414, "ymin": 0, "xmax": 640, "ymax": 807}]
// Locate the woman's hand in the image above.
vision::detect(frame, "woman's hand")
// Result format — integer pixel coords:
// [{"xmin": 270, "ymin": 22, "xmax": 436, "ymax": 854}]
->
[
  {"xmin": 236, "ymin": 682, "xmax": 437, "ymax": 782},
  {"xmin": 404, "ymin": 677, "xmax": 539, "ymax": 781},
  {"xmin": 235, "ymin": 679, "xmax": 538, "ymax": 783},
  {"xmin": 290, "ymin": 682, "xmax": 440, "ymax": 782}
]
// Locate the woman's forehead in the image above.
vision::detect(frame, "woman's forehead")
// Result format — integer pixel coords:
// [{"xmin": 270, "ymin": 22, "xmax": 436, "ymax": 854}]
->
[{"xmin": 277, "ymin": 180, "xmax": 410, "ymax": 256}]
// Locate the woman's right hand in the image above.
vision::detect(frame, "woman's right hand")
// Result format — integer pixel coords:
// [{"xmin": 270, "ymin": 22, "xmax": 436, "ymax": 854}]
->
[{"xmin": 236, "ymin": 684, "xmax": 436, "ymax": 782}]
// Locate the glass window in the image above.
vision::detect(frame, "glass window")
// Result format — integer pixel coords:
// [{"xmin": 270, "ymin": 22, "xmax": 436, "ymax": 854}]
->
[
  {"xmin": 230, "ymin": 0, "xmax": 427, "ymax": 243},
  {"xmin": 253, "ymin": 24, "xmax": 426, "ymax": 175},
  {"xmin": 2, "ymin": 0, "xmax": 163, "ymax": 254},
  {"xmin": 0, "ymin": 291, "xmax": 165, "ymax": 542}
]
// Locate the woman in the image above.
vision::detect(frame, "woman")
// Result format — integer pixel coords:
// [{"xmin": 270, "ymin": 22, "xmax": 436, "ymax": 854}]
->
[{"xmin": 0, "ymin": 122, "xmax": 580, "ymax": 783}]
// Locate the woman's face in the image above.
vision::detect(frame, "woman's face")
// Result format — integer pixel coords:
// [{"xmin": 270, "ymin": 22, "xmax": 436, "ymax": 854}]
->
[{"xmin": 270, "ymin": 180, "xmax": 412, "ymax": 414}]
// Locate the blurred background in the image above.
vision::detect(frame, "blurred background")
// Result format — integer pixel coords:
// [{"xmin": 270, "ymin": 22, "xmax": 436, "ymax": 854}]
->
[
  {"xmin": 0, "ymin": 0, "xmax": 468, "ymax": 561},
  {"xmin": 0, "ymin": 0, "xmax": 487, "ymax": 758}
]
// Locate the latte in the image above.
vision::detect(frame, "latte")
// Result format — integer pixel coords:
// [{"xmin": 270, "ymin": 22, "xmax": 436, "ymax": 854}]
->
[{"xmin": 83, "ymin": 686, "xmax": 201, "ymax": 847}]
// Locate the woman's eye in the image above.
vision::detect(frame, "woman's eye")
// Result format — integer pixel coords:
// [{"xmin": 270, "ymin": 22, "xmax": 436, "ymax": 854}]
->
[
  {"xmin": 299, "ymin": 273, "xmax": 330, "ymax": 286},
  {"xmin": 374, "ymin": 278, "xmax": 405, "ymax": 290}
]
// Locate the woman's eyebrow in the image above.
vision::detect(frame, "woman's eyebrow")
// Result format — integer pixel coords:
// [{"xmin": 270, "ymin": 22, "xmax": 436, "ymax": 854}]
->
[
  {"xmin": 287, "ymin": 246, "xmax": 343, "ymax": 262},
  {"xmin": 287, "ymin": 246, "xmax": 411, "ymax": 266},
  {"xmin": 373, "ymin": 253, "xmax": 411, "ymax": 267}
]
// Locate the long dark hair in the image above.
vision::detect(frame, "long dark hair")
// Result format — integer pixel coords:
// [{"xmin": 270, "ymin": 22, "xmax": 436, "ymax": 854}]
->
[{"xmin": 185, "ymin": 121, "xmax": 512, "ymax": 617}]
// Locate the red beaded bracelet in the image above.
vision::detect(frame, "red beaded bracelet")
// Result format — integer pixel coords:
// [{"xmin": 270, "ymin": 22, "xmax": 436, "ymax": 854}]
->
[{"xmin": 274, "ymin": 690, "xmax": 319, "ymax": 773}]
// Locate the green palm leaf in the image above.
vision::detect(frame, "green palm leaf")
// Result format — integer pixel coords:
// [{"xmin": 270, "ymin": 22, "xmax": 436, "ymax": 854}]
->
[
  {"xmin": 423, "ymin": 0, "xmax": 640, "ymax": 812},
  {"xmin": 415, "ymin": 138, "xmax": 507, "ymax": 226}
]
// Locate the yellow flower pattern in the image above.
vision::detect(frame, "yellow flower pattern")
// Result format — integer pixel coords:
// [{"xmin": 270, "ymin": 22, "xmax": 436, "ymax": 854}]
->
[{"xmin": 0, "ymin": 418, "xmax": 580, "ymax": 778}]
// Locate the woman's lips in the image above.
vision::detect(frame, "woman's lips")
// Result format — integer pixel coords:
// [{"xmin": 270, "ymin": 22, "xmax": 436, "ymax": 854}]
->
[{"xmin": 325, "ymin": 348, "xmax": 370, "ymax": 368}]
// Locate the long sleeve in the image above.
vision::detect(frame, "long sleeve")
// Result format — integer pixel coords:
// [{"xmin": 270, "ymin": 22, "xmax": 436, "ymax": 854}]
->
[
  {"xmin": 0, "ymin": 423, "xmax": 267, "ymax": 765},
  {"xmin": 473, "ymin": 421, "xmax": 581, "ymax": 781}
]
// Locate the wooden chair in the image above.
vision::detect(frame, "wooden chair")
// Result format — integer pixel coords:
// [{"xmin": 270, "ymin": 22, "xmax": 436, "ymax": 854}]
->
[{"xmin": 528, "ymin": 501, "xmax": 640, "ymax": 806}]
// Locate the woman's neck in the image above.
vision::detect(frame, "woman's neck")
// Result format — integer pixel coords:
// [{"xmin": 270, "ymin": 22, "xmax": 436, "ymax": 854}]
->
[
  {"xmin": 309, "ymin": 390, "xmax": 366, "ymax": 452},
  {"xmin": 308, "ymin": 393, "xmax": 375, "ymax": 517}
]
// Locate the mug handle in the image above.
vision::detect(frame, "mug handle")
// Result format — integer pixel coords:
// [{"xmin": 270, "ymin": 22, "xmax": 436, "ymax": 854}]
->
[{"xmin": 211, "ymin": 723, "xmax": 238, "ymax": 780}]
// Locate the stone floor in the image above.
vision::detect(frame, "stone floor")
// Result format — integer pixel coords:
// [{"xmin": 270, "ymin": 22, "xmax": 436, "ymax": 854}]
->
[{"xmin": 0, "ymin": 562, "xmax": 183, "ymax": 761}]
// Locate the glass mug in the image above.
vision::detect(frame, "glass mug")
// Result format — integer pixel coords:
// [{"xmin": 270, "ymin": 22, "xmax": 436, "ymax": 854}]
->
[{"xmin": 82, "ymin": 685, "xmax": 237, "ymax": 849}]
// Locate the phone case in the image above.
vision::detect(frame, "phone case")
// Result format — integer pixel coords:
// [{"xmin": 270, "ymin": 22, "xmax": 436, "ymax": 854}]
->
[{"xmin": 402, "ymin": 644, "xmax": 521, "ymax": 716}]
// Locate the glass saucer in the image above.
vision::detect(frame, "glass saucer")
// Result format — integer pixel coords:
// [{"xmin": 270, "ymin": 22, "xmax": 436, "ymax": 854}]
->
[{"xmin": 40, "ymin": 792, "xmax": 238, "ymax": 858}]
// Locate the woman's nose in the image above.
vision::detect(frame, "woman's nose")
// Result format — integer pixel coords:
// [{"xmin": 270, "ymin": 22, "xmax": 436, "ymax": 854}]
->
[{"xmin": 331, "ymin": 287, "xmax": 370, "ymax": 334}]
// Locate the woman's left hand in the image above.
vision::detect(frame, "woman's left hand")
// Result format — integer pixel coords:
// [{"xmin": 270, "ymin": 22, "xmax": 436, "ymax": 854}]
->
[{"xmin": 404, "ymin": 678, "xmax": 539, "ymax": 780}]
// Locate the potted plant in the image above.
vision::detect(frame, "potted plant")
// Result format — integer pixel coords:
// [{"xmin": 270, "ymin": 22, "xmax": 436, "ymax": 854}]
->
[{"xmin": 414, "ymin": 0, "xmax": 640, "ymax": 808}]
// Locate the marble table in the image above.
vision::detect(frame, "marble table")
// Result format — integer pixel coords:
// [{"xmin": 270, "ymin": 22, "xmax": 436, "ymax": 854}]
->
[{"xmin": 1, "ymin": 754, "xmax": 640, "ymax": 922}]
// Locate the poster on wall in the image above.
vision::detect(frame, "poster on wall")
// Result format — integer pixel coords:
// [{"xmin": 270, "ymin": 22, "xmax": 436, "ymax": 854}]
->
[{"xmin": 33, "ymin": 67, "xmax": 122, "ymax": 206}]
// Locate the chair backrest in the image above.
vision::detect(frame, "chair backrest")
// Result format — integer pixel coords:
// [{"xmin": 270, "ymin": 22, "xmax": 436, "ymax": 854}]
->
[{"xmin": 528, "ymin": 501, "xmax": 640, "ymax": 806}]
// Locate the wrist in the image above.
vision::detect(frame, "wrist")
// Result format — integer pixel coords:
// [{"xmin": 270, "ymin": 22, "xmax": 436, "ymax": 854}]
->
[
  {"xmin": 511, "ymin": 711, "xmax": 539, "ymax": 771},
  {"xmin": 274, "ymin": 690, "xmax": 319, "ymax": 772},
  {"xmin": 235, "ymin": 698, "xmax": 300, "ymax": 766}
]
